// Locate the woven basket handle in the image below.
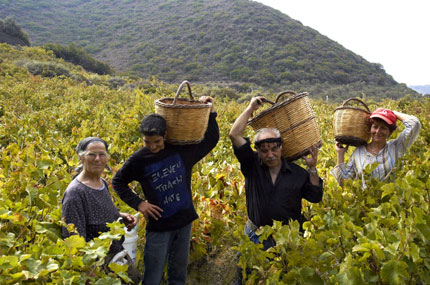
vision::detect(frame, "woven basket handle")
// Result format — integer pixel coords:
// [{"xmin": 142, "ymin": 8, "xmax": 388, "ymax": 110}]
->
[
  {"xmin": 260, "ymin": 97, "xmax": 275, "ymax": 105},
  {"xmin": 275, "ymin": 90, "xmax": 297, "ymax": 103},
  {"xmin": 342, "ymin": 98, "xmax": 370, "ymax": 112},
  {"xmin": 173, "ymin": 81, "xmax": 193, "ymax": 105},
  {"xmin": 249, "ymin": 97, "xmax": 275, "ymax": 119}
]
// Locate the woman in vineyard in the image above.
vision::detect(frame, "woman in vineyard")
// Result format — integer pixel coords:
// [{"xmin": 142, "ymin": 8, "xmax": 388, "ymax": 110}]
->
[
  {"xmin": 331, "ymin": 109, "xmax": 421, "ymax": 184},
  {"xmin": 61, "ymin": 137, "xmax": 140, "ymax": 282}
]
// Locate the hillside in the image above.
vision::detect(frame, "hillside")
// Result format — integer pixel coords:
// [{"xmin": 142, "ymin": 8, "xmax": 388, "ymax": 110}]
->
[
  {"xmin": 0, "ymin": 0, "xmax": 416, "ymax": 95},
  {"xmin": 1, "ymin": 42, "xmax": 430, "ymax": 284}
]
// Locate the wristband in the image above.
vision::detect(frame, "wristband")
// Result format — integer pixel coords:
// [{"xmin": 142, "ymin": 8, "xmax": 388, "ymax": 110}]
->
[{"xmin": 308, "ymin": 168, "xmax": 317, "ymax": 174}]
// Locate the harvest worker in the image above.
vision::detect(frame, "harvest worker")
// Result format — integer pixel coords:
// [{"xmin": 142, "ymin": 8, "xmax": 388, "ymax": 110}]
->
[
  {"xmin": 331, "ymin": 108, "xmax": 421, "ymax": 185},
  {"xmin": 112, "ymin": 96, "xmax": 219, "ymax": 284},
  {"xmin": 229, "ymin": 97, "xmax": 323, "ymax": 278},
  {"xmin": 61, "ymin": 137, "xmax": 140, "ymax": 282}
]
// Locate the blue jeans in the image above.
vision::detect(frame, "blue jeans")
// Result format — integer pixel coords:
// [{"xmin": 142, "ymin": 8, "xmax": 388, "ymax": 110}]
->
[
  {"xmin": 143, "ymin": 222, "xmax": 192, "ymax": 285},
  {"xmin": 244, "ymin": 223, "xmax": 275, "ymax": 249},
  {"xmin": 244, "ymin": 223, "xmax": 260, "ymax": 244}
]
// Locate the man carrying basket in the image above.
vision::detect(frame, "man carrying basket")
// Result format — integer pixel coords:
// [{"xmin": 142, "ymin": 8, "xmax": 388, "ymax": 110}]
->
[
  {"xmin": 229, "ymin": 97, "xmax": 323, "ymax": 282},
  {"xmin": 112, "ymin": 96, "xmax": 219, "ymax": 284}
]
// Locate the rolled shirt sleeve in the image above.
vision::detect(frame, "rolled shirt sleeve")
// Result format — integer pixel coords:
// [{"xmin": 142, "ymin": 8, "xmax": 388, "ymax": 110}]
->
[{"xmin": 392, "ymin": 116, "xmax": 421, "ymax": 159}]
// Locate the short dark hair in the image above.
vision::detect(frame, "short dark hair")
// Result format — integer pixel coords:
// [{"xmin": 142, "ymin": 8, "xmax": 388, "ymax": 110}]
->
[
  {"xmin": 75, "ymin": 137, "xmax": 108, "ymax": 154},
  {"xmin": 139, "ymin": 114, "xmax": 166, "ymax": 136},
  {"xmin": 370, "ymin": 117, "xmax": 397, "ymax": 133}
]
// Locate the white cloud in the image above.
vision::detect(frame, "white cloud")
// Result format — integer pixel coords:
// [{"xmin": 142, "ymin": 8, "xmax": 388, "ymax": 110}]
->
[{"xmin": 256, "ymin": 0, "xmax": 429, "ymax": 85}]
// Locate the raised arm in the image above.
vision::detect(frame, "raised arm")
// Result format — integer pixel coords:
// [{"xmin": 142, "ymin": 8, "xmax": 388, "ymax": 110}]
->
[
  {"xmin": 199, "ymin": 96, "xmax": 214, "ymax": 112},
  {"xmin": 229, "ymin": 97, "xmax": 264, "ymax": 148},
  {"xmin": 182, "ymin": 96, "xmax": 220, "ymax": 165},
  {"xmin": 335, "ymin": 142, "xmax": 349, "ymax": 166},
  {"xmin": 392, "ymin": 110, "xmax": 414, "ymax": 122},
  {"xmin": 330, "ymin": 143, "xmax": 358, "ymax": 185},
  {"xmin": 302, "ymin": 145, "xmax": 322, "ymax": 186},
  {"xmin": 198, "ymin": 96, "xmax": 220, "ymax": 152},
  {"xmin": 391, "ymin": 110, "xmax": 421, "ymax": 157}
]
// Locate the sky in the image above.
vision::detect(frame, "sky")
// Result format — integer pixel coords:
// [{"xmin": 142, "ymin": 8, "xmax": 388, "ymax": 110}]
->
[{"xmin": 256, "ymin": 0, "xmax": 429, "ymax": 86}]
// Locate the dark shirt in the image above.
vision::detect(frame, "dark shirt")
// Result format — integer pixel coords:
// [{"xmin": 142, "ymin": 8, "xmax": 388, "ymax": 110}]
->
[
  {"xmin": 233, "ymin": 139, "xmax": 323, "ymax": 227},
  {"xmin": 62, "ymin": 178, "xmax": 123, "ymax": 254},
  {"xmin": 112, "ymin": 112, "xmax": 219, "ymax": 232}
]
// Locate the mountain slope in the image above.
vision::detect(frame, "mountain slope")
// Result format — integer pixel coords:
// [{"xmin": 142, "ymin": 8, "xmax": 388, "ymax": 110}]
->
[{"xmin": 0, "ymin": 0, "xmax": 406, "ymax": 91}]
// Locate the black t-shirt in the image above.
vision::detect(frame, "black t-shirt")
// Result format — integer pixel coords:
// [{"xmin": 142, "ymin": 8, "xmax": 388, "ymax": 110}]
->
[
  {"xmin": 233, "ymin": 139, "xmax": 323, "ymax": 227},
  {"xmin": 113, "ymin": 113, "xmax": 219, "ymax": 232}
]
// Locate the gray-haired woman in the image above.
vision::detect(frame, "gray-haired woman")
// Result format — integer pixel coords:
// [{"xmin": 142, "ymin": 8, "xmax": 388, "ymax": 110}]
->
[{"xmin": 61, "ymin": 137, "xmax": 140, "ymax": 282}]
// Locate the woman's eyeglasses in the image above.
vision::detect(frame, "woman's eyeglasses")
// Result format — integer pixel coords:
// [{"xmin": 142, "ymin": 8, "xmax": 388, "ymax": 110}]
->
[{"xmin": 85, "ymin": 152, "xmax": 109, "ymax": 159}]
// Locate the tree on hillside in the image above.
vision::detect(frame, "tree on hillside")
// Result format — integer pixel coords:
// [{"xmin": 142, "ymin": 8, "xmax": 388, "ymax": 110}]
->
[
  {"xmin": 0, "ymin": 17, "xmax": 31, "ymax": 46},
  {"xmin": 43, "ymin": 43, "xmax": 113, "ymax": 75}
]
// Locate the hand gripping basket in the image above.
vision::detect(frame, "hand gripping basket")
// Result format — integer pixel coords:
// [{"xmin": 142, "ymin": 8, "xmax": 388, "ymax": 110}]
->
[
  {"xmin": 248, "ymin": 91, "xmax": 322, "ymax": 161},
  {"xmin": 333, "ymin": 98, "xmax": 371, "ymax": 146},
  {"xmin": 155, "ymin": 81, "xmax": 212, "ymax": 145}
]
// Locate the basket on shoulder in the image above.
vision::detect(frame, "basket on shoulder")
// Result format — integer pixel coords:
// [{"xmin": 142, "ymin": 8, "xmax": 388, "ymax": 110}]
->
[
  {"xmin": 333, "ymin": 98, "xmax": 371, "ymax": 146},
  {"xmin": 248, "ymin": 90, "xmax": 322, "ymax": 161},
  {"xmin": 155, "ymin": 80, "xmax": 212, "ymax": 145}
]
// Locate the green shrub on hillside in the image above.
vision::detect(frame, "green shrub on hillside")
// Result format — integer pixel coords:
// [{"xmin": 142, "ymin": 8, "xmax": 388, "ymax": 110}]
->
[
  {"xmin": 42, "ymin": 43, "xmax": 113, "ymax": 75},
  {"xmin": 17, "ymin": 60, "xmax": 71, "ymax": 78},
  {"xmin": 0, "ymin": 17, "xmax": 31, "ymax": 46},
  {"xmin": 108, "ymin": 77, "xmax": 127, "ymax": 89}
]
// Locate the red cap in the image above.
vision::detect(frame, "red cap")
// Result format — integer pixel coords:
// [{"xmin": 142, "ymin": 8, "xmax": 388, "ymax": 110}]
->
[{"xmin": 370, "ymin": 108, "xmax": 397, "ymax": 126}]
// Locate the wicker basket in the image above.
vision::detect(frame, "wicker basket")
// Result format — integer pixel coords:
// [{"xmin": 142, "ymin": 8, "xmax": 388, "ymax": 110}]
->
[
  {"xmin": 248, "ymin": 91, "xmax": 322, "ymax": 161},
  {"xmin": 155, "ymin": 81, "xmax": 212, "ymax": 145},
  {"xmin": 333, "ymin": 98, "xmax": 371, "ymax": 146}
]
